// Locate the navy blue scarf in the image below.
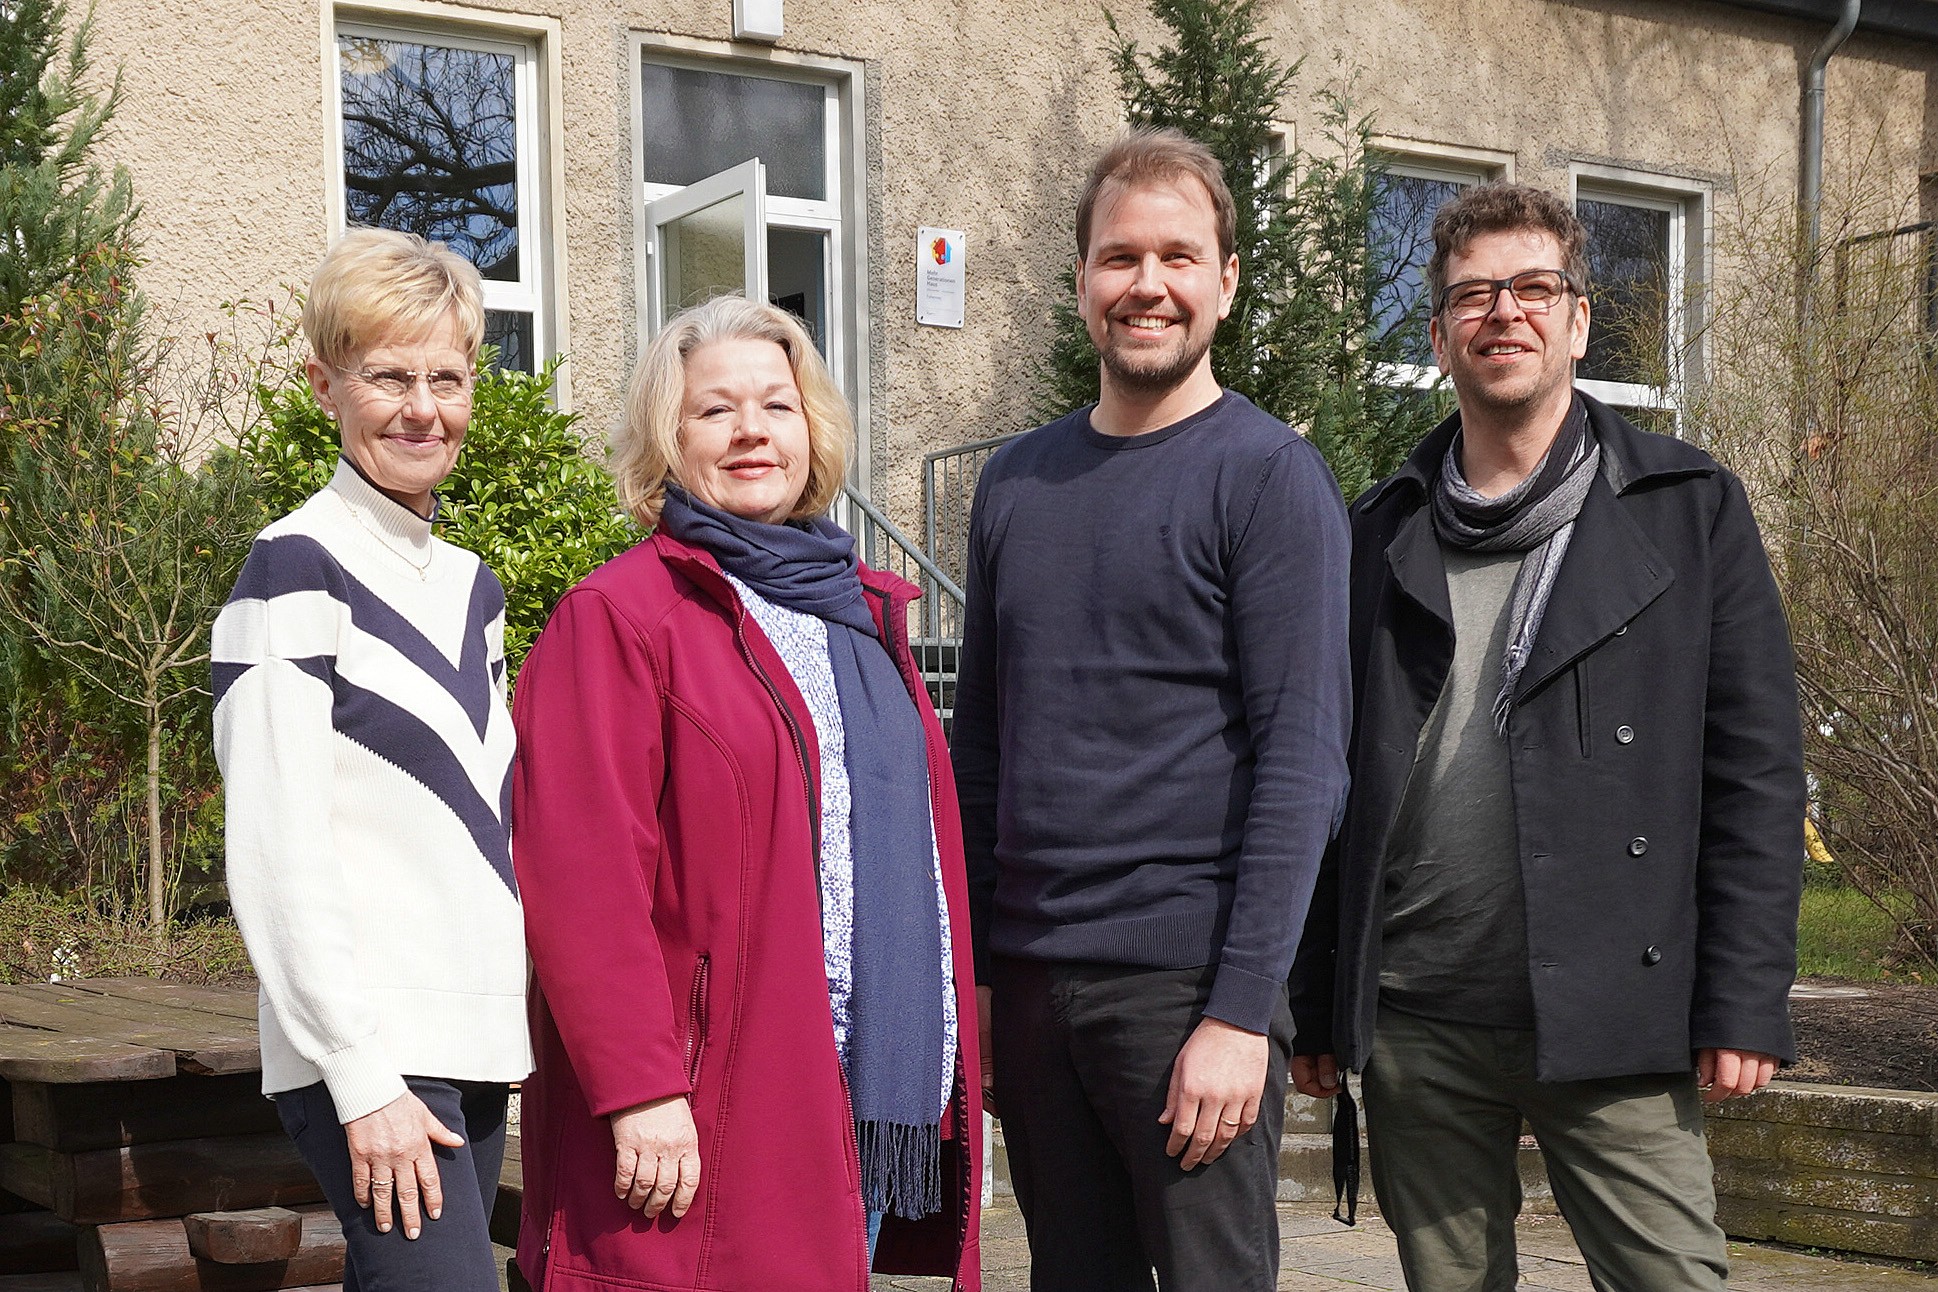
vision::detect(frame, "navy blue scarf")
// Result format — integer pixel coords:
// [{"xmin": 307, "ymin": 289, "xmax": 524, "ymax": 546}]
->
[{"xmin": 659, "ymin": 486, "xmax": 945, "ymax": 1220}]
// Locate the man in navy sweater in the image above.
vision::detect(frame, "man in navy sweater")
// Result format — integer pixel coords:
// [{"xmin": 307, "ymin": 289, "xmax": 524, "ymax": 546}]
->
[{"xmin": 951, "ymin": 128, "xmax": 1352, "ymax": 1291}]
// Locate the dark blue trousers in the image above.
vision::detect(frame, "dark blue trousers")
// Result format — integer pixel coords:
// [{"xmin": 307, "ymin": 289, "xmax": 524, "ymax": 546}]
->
[{"xmin": 276, "ymin": 1076, "xmax": 508, "ymax": 1292}]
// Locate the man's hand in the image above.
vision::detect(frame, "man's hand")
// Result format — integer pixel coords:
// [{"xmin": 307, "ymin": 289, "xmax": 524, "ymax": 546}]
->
[
  {"xmin": 1159, "ymin": 1017, "xmax": 1268, "ymax": 1170},
  {"xmin": 346, "ymin": 1091, "xmax": 465, "ymax": 1239},
  {"xmin": 610, "ymin": 1095, "xmax": 701, "ymax": 1219},
  {"xmin": 1697, "ymin": 1047, "xmax": 1776, "ymax": 1102},
  {"xmin": 1291, "ymin": 1053, "xmax": 1341, "ymax": 1099},
  {"xmin": 977, "ymin": 984, "xmax": 997, "ymax": 1120}
]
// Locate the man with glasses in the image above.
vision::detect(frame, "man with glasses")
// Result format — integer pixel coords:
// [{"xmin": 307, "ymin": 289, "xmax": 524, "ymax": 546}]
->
[{"xmin": 1288, "ymin": 182, "xmax": 1804, "ymax": 1291}]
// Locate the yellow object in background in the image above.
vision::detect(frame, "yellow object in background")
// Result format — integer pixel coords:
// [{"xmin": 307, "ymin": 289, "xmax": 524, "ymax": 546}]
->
[{"xmin": 1805, "ymin": 818, "xmax": 1835, "ymax": 866}]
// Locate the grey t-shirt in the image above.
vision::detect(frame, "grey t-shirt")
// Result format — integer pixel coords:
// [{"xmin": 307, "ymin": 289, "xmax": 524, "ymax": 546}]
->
[{"xmin": 1378, "ymin": 545, "xmax": 1535, "ymax": 1029}]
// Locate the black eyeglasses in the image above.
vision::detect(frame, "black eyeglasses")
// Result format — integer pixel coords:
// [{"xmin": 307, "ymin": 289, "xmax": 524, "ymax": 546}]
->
[{"xmin": 1437, "ymin": 269, "xmax": 1583, "ymax": 321}]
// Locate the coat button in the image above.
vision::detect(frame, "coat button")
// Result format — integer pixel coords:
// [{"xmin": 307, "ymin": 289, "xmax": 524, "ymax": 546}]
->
[
  {"xmin": 1642, "ymin": 945, "xmax": 1662, "ymax": 965},
  {"xmin": 1615, "ymin": 725, "xmax": 1635, "ymax": 744},
  {"xmin": 1628, "ymin": 836, "xmax": 1649, "ymax": 856}
]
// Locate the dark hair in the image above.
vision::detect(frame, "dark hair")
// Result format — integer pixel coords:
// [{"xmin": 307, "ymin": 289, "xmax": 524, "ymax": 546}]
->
[
  {"xmin": 1075, "ymin": 128, "xmax": 1236, "ymax": 262},
  {"xmin": 1426, "ymin": 182, "xmax": 1589, "ymax": 313}
]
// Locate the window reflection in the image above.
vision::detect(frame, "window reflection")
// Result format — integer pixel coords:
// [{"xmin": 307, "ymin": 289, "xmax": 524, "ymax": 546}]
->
[
  {"xmin": 483, "ymin": 309, "xmax": 533, "ymax": 374},
  {"xmin": 639, "ymin": 63, "xmax": 826, "ymax": 201},
  {"xmin": 339, "ymin": 36, "xmax": 520, "ymax": 282},
  {"xmin": 1579, "ymin": 198, "xmax": 1670, "ymax": 386},
  {"xmin": 1370, "ymin": 173, "xmax": 1466, "ymax": 366}
]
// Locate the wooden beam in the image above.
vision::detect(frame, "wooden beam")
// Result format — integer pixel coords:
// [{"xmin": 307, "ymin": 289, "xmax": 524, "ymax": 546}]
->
[
  {"xmin": 60, "ymin": 982, "xmax": 258, "ymax": 1026},
  {"xmin": 0, "ymin": 1208, "xmax": 81, "ymax": 1273},
  {"xmin": 2, "ymin": 1133, "xmax": 323, "ymax": 1225},
  {"xmin": 0, "ymin": 1274, "xmax": 83, "ymax": 1292},
  {"xmin": 80, "ymin": 1204, "xmax": 343, "ymax": 1292},
  {"xmin": 12, "ymin": 1075, "xmax": 280, "ymax": 1152},
  {"xmin": 0, "ymin": 1032, "xmax": 175, "ymax": 1086},
  {"xmin": 182, "ymin": 1209, "xmax": 302, "ymax": 1265},
  {"xmin": 0, "ymin": 1143, "xmax": 55, "ymax": 1211},
  {"xmin": 0, "ymin": 988, "xmax": 257, "ymax": 1077}
]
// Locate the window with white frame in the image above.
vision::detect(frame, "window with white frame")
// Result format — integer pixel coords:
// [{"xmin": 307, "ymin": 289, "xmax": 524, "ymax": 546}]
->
[
  {"xmin": 634, "ymin": 47, "xmax": 862, "ymax": 419},
  {"xmin": 1368, "ymin": 153, "xmax": 1504, "ymax": 381},
  {"xmin": 1574, "ymin": 180, "xmax": 1703, "ymax": 422},
  {"xmin": 332, "ymin": 20, "xmax": 548, "ymax": 372}
]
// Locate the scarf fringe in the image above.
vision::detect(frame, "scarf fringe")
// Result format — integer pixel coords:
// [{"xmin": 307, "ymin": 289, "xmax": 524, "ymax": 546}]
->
[{"xmin": 856, "ymin": 1118, "xmax": 942, "ymax": 1220}]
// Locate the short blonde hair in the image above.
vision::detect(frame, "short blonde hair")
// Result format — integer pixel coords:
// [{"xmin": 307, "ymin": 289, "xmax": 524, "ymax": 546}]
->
[
  {"xmin": 302, "ymin": 228, "xmax": 485, "ymax": 370},
  {"xmin": 614, "ymin": 296, "xmax": 853, "ymax": 529}
]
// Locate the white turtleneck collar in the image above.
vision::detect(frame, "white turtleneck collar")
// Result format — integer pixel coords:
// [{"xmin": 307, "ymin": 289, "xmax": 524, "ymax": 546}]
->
[{"xmin": 326, "ymin": 457, "xmax": 438, "ymax": 570}]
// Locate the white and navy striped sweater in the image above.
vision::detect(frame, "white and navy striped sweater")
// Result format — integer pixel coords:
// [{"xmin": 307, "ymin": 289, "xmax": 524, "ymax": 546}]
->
[{"xmin": 213, "ymin": 461, "xmax": 532, "ymax": 1122}]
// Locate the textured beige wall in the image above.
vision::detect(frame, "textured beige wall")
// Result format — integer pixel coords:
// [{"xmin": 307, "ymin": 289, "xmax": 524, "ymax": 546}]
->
[{"xmin": 84, "ymin": 0, "xmax": 1938, "ymax": 528}]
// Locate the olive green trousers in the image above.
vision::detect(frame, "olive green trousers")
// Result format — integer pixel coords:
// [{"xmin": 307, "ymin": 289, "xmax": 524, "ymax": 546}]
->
[{"xmin": 1362, "ymin": 1006, "xmax": 1729, "ymax": 1292}]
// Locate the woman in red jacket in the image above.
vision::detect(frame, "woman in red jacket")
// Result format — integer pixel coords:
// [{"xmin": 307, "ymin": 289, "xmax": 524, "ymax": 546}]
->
[{"xmin": 510, "ymin": 295, "xmax": 982, "ymax": 1292}]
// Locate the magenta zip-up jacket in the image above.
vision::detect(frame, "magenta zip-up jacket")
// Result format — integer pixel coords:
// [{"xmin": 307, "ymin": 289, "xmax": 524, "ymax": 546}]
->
[{"xmin": 512, "ymin": 529, "xmax": 982, "ymax": 1292}]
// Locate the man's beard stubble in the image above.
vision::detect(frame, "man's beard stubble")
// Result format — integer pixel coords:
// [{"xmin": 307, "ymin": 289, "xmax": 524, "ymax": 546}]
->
[{"xmin": 1097, "ymin": 331, "xmax": 1215, "ymax": 398}]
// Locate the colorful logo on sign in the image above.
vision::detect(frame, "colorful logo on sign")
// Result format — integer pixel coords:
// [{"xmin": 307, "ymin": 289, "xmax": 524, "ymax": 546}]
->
[{"xmin": 930, "ymin": 236, "xmax": 952, "ymax": 266}]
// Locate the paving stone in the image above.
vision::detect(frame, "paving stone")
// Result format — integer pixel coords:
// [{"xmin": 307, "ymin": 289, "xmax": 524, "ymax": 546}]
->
[{"xmin": 943, "ymin": 1195, "xmax": 1938, "ymax": 1291}]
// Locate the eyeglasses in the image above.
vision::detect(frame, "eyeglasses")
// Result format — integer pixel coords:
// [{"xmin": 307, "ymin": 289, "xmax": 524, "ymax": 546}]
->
[
  {"xmin": 1437, "ymin": 270, "xmax": 1583, "ymax": 321},
  {"xmin": 338, "ymin": 365, "xmax": 475, "ymax": 403}
]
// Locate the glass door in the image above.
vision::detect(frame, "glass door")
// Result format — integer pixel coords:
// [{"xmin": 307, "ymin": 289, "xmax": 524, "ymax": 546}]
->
[{"xmin": 645, "ymin": 157, "xmax": 768, "ymax": 329}]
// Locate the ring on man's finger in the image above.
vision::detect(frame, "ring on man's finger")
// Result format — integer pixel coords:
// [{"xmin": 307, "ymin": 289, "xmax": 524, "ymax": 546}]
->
[
  {"xmin": 372, "ymin": 1179, "xmax": 393, "ymax": 1191},
  {"xmin": 1219, "ymin": 1118, "xmax": 1242, "ymax": 1126}
]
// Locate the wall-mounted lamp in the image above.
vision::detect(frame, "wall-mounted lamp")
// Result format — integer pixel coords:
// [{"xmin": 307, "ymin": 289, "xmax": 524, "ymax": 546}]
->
[{"xmin": 733, "ymin": 0, "xmax": 782, "ymax": 42}]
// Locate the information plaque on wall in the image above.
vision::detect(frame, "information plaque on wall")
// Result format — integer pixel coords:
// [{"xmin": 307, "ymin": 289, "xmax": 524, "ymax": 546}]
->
[{"xmin": 917, "ymin": 227, "xmax": 966, "ymax": 328}]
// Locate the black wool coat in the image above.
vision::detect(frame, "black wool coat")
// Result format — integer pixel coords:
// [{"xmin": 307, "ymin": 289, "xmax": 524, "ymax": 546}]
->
[{"xmin": 1289, "ymin": 395, "xmax": 1805, "ymax": 1082}]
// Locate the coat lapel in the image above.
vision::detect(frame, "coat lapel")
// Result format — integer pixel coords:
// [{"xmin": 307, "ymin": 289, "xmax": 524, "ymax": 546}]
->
[
  {"xmin": 1513, "ymin": 475, "xmax": 1675, "ymax": 700},
  {"xmin": 1383, "ymin": 501, "xmax": 1452, "ymax": 629}
]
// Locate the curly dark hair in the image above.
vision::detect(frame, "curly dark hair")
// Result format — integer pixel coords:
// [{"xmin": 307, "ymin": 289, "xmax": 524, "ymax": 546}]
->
[{"xmin": 1426, "ymin": 183, "xmax": 1589, "ymax": 314}]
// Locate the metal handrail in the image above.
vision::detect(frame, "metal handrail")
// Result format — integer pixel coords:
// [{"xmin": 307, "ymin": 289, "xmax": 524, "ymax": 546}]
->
[
  {"xmin": 921, "ymin": 430, "xmax": 1022, "ymax": 599},
  {"xmin": 838, "ymin": 482, "xmax": 965, "ymax": 720},
  {"xmin": 840, "ymin": 482, "xmax": 965, "ymax": 606}
]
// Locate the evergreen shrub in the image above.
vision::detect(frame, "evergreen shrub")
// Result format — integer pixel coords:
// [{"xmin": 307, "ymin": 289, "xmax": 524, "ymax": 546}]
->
[{"xmin": 244, "ymin": 356, "xmax": 638, "ymax": 675}]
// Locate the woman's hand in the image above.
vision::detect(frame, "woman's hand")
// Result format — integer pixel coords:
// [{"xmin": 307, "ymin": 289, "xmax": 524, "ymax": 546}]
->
[
  {"xmin": 346, "ymin": 1091, "xmax": 466, "ymax": 1239},
  {"xmin": 611, "ymin": 1096, "xmax": 702, "ymax": 1220}
]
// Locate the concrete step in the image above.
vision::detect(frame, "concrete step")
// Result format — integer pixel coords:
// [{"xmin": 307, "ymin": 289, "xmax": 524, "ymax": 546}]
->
[{"xmin": 986, "ymin": 1088, "xmax": 1556, "ymax": 1214}]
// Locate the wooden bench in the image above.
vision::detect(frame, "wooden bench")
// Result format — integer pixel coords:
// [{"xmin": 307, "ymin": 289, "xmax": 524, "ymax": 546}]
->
[
  {"xmin": 0, "ymin": 978, "xmax": 327, "ymax": 1291},
  {"xmin": 0, "ymin": 978, "xmax": 537, "ymax": 1290}
]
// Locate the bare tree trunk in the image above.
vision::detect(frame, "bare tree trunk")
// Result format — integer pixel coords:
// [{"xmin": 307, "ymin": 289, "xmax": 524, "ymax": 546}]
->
[{"xmin": 146, "ymin": 693, "xmax": 165, "ymax": 934}]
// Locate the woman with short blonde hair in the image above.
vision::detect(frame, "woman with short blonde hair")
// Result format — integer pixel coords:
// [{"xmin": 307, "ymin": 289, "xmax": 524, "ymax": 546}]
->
[
  {"xmin": 215, "ymin": 227, "xmax": 530, "ymax": 1292},
  {"xmin": 513, "ymin": 294, "xmax": 982, "ymax": 1291}
]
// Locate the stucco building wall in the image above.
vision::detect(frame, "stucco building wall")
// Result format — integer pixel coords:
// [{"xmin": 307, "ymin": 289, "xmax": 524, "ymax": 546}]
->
[{"xmin": 83, "ymin": 0, "xmax": 1938, "ymax": 527}]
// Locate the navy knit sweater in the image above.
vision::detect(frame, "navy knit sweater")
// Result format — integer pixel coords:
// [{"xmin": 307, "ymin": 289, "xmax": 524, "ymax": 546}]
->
[{"xmin": 950, "ymin": 392, "xmax": 1352, "ymax": 1033}]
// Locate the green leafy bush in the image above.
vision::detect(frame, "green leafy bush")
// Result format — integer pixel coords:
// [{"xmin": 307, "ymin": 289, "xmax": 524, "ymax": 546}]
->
[{"xmin": 244, "ymin": 357, "xmax": 638, "ymax": 675}]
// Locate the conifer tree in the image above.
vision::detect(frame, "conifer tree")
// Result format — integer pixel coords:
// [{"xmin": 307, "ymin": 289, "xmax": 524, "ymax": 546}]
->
[
  {"xmin": 0, "ymin": 0, "xmax": 135, "ymax": 330},
  {"xmin": 0, "ymin": 0, "xmax": 259, "ymax": 926},
  {"xmin": 1035, "ymin": 0, "xmax": 1438, "ymax": 499}
]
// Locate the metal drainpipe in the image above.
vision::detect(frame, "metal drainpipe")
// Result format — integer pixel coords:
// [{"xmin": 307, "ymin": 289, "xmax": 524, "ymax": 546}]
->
[{"xmin": 1801, "ymin": 0, "xmax": 1862, "ymax": 265}]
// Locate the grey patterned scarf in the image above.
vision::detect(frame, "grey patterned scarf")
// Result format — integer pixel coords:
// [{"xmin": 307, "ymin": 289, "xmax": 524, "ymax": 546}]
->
[{"xmin": 1431, "ymin": 396, "xmax": 1599, "ymax": 734}]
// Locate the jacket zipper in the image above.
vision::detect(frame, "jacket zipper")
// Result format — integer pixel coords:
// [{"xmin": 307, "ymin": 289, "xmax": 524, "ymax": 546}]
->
[
  {"xmin": 684, "ymin": 953, "xmax": 711, "ymax": 1088},
  {"xmin": 731, "ymin": 603, "xmax": 822, "ymax": 871}
]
